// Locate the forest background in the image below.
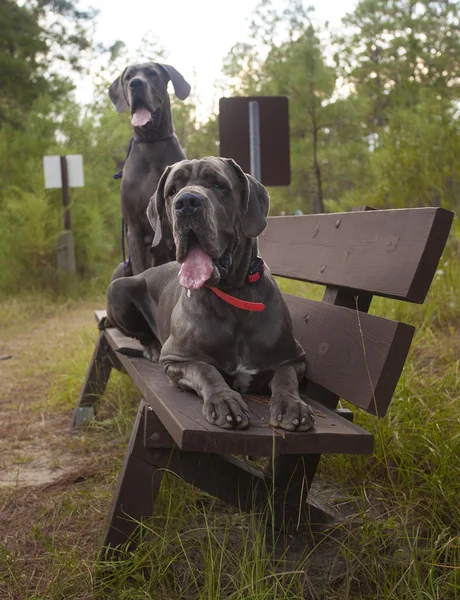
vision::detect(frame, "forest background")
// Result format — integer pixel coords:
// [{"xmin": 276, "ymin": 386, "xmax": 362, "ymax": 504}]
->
[{"xmin": 1, "ymin": 0, "xmax": 458, "ymax": 295}]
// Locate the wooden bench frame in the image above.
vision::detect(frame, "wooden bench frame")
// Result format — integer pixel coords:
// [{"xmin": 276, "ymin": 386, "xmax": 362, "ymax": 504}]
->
[{"xmin": 71, "ymin": 206, "xmax": 453, "ymax": 551}]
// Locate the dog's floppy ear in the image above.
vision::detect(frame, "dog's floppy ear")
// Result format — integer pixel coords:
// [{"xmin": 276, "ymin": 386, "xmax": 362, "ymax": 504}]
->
[
  {"xmin": 146, "ymin": 165, "xmax": 172, "ymax": 247},
  {"xmin": 158, "ymin": 64, "xmax": 191, "ymax": 100},
  {"xmin": 108, "ymin": 68, "xmax": 128, "ymax": 113},
  {"xmin": 226, "ymin": 159, "xmax": 270, "ymax": 238}
]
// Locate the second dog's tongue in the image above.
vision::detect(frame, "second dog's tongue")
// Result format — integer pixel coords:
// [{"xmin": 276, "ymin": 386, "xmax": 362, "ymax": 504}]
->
[
  {"xmin": 131, "ymin": 108, "xmax": 151, "ymax": 127},
  {"xmin": 178, "ymin": 245, "xmax": 213, "ymax": 290}
]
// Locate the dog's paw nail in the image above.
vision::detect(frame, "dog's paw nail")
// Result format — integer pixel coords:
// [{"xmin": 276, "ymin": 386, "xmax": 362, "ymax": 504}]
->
[
  {"xmin": 301, "ymin": 417, "xmax": 307, "ymax": 425},
  {"xmin": 211, "ymin": 411, "xmax": 217, "ymax": 420},
  {"xmin": 236, "ymin": 415, "xmax": 242, "ymax": 424},
  {"xmin": 293, "ymin": 418, "xmax": 300, "ymax": 426},
  {"xmin": 226, "ymin": 414, "xmax": 233, "ymax": 423},
  {"xmin": 277, "ymin": 413, "xmax": 283, "ymax": 422}
]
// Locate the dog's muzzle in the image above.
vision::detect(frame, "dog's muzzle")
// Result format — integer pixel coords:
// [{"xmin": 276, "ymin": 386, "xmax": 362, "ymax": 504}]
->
[
  {"xmin": 174, "ymin": 192, "xmax": 204, "ymax": 217},
  {"xmin": 129, "ymin": 77, "xmax": 147, "ymax": 91}
]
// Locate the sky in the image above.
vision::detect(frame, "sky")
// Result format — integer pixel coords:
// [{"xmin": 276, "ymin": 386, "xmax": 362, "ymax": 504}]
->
[{"xmin": 78, "ymin": 0, "xmax": 357, "ymax": 117}]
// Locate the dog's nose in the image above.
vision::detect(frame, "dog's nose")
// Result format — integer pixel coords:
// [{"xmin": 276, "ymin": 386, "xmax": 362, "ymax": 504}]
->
[
  {"xmin": 129, "ymin": 77, "xmax": 146, "ymax": 90},
  {"xmin": 174, "ymin": 192, "xmax": 203, "ymax": 215}
]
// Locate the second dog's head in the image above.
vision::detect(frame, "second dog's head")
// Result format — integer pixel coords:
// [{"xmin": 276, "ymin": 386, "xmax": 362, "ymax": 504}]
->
[
  {"xmin": 108, "ymin": 62, "xmax": 191, "ymax": 129},
  {"xmin": 146, "ymin": 157, "xmax": 270, "ymax": 289}
]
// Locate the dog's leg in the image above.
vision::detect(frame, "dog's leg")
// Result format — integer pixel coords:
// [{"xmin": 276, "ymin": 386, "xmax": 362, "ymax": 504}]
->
[
  {"xmin": 269, "ymin": 360, "xmax": 315, "ymax": 432},
  {"xmin": 162, "ymin": 360, "xmax": 251, "ymax": 430},
  {"xmin": 107, "ymin": 275, "xmax": 161, "ymax": 358},
  {"xmin": 127, "ymin": 224, "xmax": 147, "ymax": 275}
]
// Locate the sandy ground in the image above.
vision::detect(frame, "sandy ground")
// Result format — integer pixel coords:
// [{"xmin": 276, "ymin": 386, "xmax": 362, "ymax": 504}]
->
[{"xmin": 0, "ymin": 304, "xmax": 98, "ymax": 488}]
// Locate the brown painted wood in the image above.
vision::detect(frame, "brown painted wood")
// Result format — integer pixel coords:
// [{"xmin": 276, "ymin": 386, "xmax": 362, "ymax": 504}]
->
[
  {"xmin": 92, "ymin": 204, "xmax": 452, "ymax": 551},
  {"xmin": 141, "ymin": 432, "xmax": 333, "ymax": 528},
  {"xmin": 98, "ymin": 299, "xmax": 413, "ymax": 419},
  {"xmin": 94, "ymin": 313, "xmax": 374, "ymax": 456},
  {"xmin": 260, "ymin": 207, "xmax": 453, "ymax": 303},
  {"xmin": 284, "ymin": 294, "xmax": 415, "ymax": 415},
  {"xmin": 103, "ymin": 414, "xmax": 334, "ymax": 550},
  {"xmin": 101, "ymin": 401, "xmax": 164, "ymax": 552},
  {"xmin": 76, "ymin": 335, "xmax": 113, "ymax": 408},
  {"xmin": 144, "ymin": 404, "xmax": 174, "ymax": 448},
  {"xmin": 322, "ymin": 286, "xmax": 373, "ymax": 312},
  {"xmin": 70, "ymin": 334, "xmax": 113, "ymax": 428}
]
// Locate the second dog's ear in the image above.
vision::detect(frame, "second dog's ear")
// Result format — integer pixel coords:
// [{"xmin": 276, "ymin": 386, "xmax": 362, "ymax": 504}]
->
[
  {"xmin": 158, "ymin": 64, "xmax": 191, "ymax": 100},
  {"xmin": 108, "ymin": 69, "xmax": 128, "ymax": 113},
  {"xmin": 146, "ymin": 165, "xmax": 172, "ymax": 247}
]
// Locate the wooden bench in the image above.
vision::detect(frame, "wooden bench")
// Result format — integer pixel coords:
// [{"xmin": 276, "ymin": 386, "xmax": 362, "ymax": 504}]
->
[{"xmin": 71, "ymin": 206, "xmax": 453, "ymax": 551}]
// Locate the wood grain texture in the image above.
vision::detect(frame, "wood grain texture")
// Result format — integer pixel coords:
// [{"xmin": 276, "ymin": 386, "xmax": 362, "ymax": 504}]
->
[
  {"xmin": 70, "ymin": 335, "xmax": 113, "ymax": 428},
  {"xmin": 96, "ymin": 285, "xmax": 414, "ymax": 419},
  {"xmin": 95, "ymin": 313, "xmax": 373, "ymax": 456},
  {"xmin": 102, "ymin": 402, "xmax": 335, "ymax": 550},
  {"xmin": 284, "ymin": 294, "xmax": 415, "ymax": 415},
  {"xmin": 260, "ymin": 207, "xmax": 453, "ymax": 302},
  {"xmin": 101, "ymin": 402, "xmax": 164, "ymax": 551}
]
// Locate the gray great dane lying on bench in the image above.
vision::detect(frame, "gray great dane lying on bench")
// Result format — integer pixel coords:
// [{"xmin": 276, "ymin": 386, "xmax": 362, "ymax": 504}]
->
[
  {"xmin": 109, "ymin": 62, "xmax": 191, "ymax": 275},
  {"xmin": 106, "ymin": 157, "xmax": 315, "ymax": 432}
]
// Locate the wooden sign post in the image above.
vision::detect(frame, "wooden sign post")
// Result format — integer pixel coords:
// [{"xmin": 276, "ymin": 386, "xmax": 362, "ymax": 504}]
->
[{"xmin": 43, "ymin": 154, "xmax": 84, "ymax": 273}]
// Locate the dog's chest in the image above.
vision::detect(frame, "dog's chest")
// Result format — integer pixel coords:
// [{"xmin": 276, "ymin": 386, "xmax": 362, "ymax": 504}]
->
[
  {"xmin": 222, "ymin": 361, "xmax": 273, "ymax": 394},
  {"xmin": 232, "ymin": 364, "xmax": 259, "ymax": 393},
  {"xmin": 216, "ymin": 325, "xmax": 277, "ymax": 394}
]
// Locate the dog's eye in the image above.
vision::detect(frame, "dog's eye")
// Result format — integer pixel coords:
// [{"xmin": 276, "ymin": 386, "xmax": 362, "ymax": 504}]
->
[{"xmin": 212, "ymin": 182, "xmax": 224, "ymax": 190}]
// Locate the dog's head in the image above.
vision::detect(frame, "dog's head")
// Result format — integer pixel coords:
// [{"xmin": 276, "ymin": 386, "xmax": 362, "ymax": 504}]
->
[
  {"xmin": 108, "ymin": 62, "xmax": 191, "ymax": 129},
  {"xmin": 146, "ymin": 157, "xmax": 270, "ymax": 289}
]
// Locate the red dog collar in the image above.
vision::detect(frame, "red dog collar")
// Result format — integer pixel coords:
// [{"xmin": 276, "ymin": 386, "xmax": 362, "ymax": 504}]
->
[
  {"xmin": 209, "ymin": 287, "xmax": 265, "ymax": 311},
  {"xmin": 210, "ymin": 257, "xmax": 265, "ymax": 312}
]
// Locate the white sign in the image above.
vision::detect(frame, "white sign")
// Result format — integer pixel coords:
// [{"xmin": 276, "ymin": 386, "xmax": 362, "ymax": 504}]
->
[{"xmin": 43, "ymin": 155, "xmax": 84, "ymax": 189}]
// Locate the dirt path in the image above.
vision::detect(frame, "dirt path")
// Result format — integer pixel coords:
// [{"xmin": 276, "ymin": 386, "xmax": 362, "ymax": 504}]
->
[
  {"xmin": 0, "ymin": 298, "xmax": 135, "ymax": 599},
  {"xmin": 0, "ymin": 300, "xmax": 100, "ymax": 487}
]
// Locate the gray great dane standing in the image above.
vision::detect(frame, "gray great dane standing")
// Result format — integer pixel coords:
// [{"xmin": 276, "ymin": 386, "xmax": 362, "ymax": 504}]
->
[
  {"xmin": 106, "ymin": 157, "xmax": 315, "ymax": 432},
  {"xmin": 109, "ymin": 62, "xmax": 191, "ymax": 275}
]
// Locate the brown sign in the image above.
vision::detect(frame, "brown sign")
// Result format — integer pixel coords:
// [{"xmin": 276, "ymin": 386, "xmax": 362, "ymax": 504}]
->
[{"xmin": 219, "ymin": 96, "xmax": 290, "ymax": 186}]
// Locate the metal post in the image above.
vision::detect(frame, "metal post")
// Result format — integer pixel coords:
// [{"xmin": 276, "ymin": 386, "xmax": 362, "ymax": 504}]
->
[
  {"xmin": 249, "ymin": 101, "xmax": 261, "ymax": 181},
  {"xmin": 60, "ymin": 155, "xmax": 71, "ymax": 231}
]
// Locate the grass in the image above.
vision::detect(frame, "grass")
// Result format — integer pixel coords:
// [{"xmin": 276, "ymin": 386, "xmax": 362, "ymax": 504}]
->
[{"xmin": 0, "ymin": 243, "xmax": 459, "ymax": 599}]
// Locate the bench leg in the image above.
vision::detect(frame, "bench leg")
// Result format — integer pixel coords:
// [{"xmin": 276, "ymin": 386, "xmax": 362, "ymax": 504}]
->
[
  {"xmin": 70, "ymin": 334, "xmax": 114, "ymax": 429},
  {"xmin": 270, "ymin": 454, "xmax": 336, "ymax": 533},
  {"xmin": 100, "ymin": 402, "xmax": 337, "ymax": 555},
  {"xmin": 100, "ymin": 401, "xmax": 170, "ymax": 553},
  {"xmin": 147, "ymin": 450, "xmax": 331, "ymax": 535}
]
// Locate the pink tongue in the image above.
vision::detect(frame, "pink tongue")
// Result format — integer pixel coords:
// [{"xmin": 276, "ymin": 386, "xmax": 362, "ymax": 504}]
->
[
  {"xmin": 178, "ymin": 245, "xmax": 213, "ymax": 290},
  {"xmin": 131, "ymin": 108, "xmax": 151, "ymax": 127}
]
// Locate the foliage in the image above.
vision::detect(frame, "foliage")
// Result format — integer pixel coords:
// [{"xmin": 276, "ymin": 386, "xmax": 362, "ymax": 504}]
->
[
  {"xmin": 0, "ymin": 0, "xmax": 458, "ymax": 295},
  {"xmin": 0, "ymin": 1, "xmax": 459, "ymax": 597},
  {"xmin": 341, "ymin": 90, "xmax": 460, "ymax": 209},
  {"xmin": 0, "ymin": 0, "xmax": 95, "ymax": 128},
  {"xmin": 222, "ymin": 0, "xmax": 459, "ymax": 215},
  {"xmin": 0, "ymin": 247, "xmax": 458, "ymax": 599},
  {"xmin": 337, "ymin": 0, "xmax": 460, "ymax": 129}
]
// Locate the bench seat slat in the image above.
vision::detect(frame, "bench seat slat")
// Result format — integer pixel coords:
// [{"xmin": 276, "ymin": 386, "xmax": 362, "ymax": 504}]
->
[
  {"xmin": 260, "ymin": 207, "xmax": 453, "ymax": 303},
  {"xmin": 97, "ymin": 313, "xmax": 374, "ymax": 457},
  {"xmin": 284, "ymin": 294, "xmax": 415, "ymax": 416}
]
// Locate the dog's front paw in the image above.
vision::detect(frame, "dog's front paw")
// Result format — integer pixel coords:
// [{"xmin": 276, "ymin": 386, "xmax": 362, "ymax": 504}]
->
[
  {"xmin": 203, "ymin": 390, "xmax": 250, "ymax": 430},
  {"xmin": 143, "ymin": 341, "xmax": 161, "ymax": 363},
  {"xmin": 269, "ymin": 395, "xmax": 315, "ymax": 432}
]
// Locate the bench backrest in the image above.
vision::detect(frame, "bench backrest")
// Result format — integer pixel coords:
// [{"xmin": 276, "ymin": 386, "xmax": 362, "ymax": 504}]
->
[{"xmin": 259, "ymin": 207, "xmax": 454, "ymax": 417}]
